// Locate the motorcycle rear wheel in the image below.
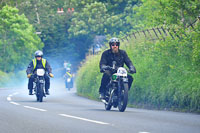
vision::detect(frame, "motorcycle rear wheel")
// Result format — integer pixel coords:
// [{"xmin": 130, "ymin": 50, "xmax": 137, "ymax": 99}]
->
[{"xmin": 118, "ymin": 83, "xmax": 128, "ymax": 112}]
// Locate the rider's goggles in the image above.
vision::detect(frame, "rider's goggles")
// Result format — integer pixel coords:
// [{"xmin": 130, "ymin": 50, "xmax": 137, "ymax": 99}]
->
[{"xmin": 111, "ymin": 42, "xmax": 119, "ymax": 46}]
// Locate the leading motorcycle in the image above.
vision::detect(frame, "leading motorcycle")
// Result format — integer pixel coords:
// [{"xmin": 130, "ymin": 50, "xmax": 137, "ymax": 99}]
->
[
  {"xmin": 101, "ymin": 61, "xmax": 130, "ymax": 112},
  {"xmin": 33, "ymin": 69, "xmax": 46, "ymax": 102}
]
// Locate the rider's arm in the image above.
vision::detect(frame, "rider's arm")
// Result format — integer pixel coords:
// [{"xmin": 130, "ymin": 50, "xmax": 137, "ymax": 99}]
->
[
  {"xmin": 26, "ymin": 61, "xmax": 34, "ymax": 75},
  {"xmin": 45, "ymin": 61, "xmax": 52, "ymax": 74},
  {"xmin": 123, "ymin": 51, "xmax": 136, "ymax": 73},
  {"xmin": 99, "ymin": 51, "xmax": 108, "ymax": 72}
]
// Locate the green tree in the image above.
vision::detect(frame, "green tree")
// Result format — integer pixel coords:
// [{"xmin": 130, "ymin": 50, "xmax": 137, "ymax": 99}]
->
[
  {"xmin": 128, "ymin": 0, "xmax": 200, "ymax": 29},
  {"xmin": 0, "ymin": 5, "xmax": 43, "ymax": 72},
  {"xmin": 68, "ymin": 2, "xmax": 109, "ymax": 37},
  {"xmin": 1, "ymin": 0, "xmax": 139, "ymax": 69}
]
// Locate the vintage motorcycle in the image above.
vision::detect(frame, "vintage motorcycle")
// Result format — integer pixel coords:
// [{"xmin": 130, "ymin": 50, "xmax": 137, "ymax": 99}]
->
[
  {"xmin": 33, "ymin": 69, "xmax": 46, "ymax": 102},
  {"xmin": 64, "ymin": 71, "xmax": 73, "ymax": 91},
  {"xmin": 101, "ymin": 61, "xmax": 130, "ymax": 112}
]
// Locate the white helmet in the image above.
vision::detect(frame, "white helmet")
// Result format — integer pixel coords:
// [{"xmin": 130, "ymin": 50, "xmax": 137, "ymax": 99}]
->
[{"xmin": 35, "ymin": 50, "xmax": 43, "ymax": 57}]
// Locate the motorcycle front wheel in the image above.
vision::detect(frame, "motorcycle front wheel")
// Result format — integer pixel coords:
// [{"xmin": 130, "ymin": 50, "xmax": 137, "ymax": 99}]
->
[
  {"xmin": 38, "ymin": 84, "xmax": 44, "ymax": 102},
  {"xmin": 104, "ymin": 95, "xmax": 112, "ymax": 110},
  {"xmin": 105, "ymin": 103, "xmax": 112, "ymax": 110},
  {"xmin": 118, "ymin": 83, "xmax": 128, "ymax": 112}
]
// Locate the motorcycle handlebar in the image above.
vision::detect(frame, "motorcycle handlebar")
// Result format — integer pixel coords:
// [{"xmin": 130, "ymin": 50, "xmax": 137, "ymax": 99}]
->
[{"xmin": 101, "ymin": 65, "xmax": 135, "ymax": 74}]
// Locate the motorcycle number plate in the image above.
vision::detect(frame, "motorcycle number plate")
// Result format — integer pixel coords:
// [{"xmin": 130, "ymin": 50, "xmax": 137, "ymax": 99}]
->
[
  {"xmin": 37, "ymin": 69, "xmax": 45, "ymax": 76},
  {"xmin": 67, "ymin": 78, "xmax": 71, "ymax": 82}
]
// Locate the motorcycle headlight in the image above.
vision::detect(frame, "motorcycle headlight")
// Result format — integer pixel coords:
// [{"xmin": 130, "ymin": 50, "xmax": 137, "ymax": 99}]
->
[{"xmin": 117, "ymin": 67, "xmax": 127, "ymax": 77}]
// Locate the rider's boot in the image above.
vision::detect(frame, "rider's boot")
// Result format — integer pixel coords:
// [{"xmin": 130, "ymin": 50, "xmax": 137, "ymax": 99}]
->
[
  {"xmin": 99, "ymin": 92, "xmax": 105, "ymax": 99},
  {"xmin": 45, "ymin": 89, "xmax": 50, "ymax": 95},
  {"xmin": 29, "ymin": 89, "xmax": 33, "ymax": 95}
]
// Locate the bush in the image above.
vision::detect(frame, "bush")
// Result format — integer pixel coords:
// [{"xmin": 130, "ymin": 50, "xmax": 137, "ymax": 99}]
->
[{"xmin": 0, "ymin": 70, "xmax": 27, "ymax": 87}]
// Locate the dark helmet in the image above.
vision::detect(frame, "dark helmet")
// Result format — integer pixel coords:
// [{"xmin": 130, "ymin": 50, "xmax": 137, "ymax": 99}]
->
[
  {"xmin": 109, "ymin": 37, "xmax": 120, "ymax": 48},
  {"xmin": 35, "ymin": 50, "xmax": 43, "ymax": 57}
]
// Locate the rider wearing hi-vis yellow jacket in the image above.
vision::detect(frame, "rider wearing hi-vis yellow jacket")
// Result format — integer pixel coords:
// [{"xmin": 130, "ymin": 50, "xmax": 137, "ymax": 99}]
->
[{"xmin": 26, "ymin": 50, "xmax": 54, "ymax": 95}]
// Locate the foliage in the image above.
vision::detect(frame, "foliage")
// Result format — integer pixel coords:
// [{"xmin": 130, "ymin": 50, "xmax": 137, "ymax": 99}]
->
[
  {"xmin": 76, "ymin": 0, "xmax": 200, "ymax": 112},
  {"xmin": 128, "ymin": 0, "xmax": 200, "ymax": 29},
  {"xmin": 0, "ymin": 70, "xmax": 26, "ymax": 87},
  {"xmin": 68, "ymin": 2, "xmax": 109, "ymax": 37},
  {"xmin": 129, "ymin": 25, "xmax": 200, "ymax": 111},
  {"xmin": 76, "ymin": 55, "xmax": 101, "ymax": 99},
  {"xmin": 0, "ymin": 5, "xmax": 43, "ymax": 72},
  {"xmin": 0, "ymin": 0, "xmax": 139, "ymax": 72}
]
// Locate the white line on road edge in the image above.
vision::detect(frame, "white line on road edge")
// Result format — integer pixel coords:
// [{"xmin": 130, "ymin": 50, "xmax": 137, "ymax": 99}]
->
[
  {"xmin": 24, "ymin": 106, "xmax": 47, "ymax": 112},
  {"xmin": 7, "ymin": 92, "xmax": 19, "ymax": 101},
  {"xmin": 13, "ymin": 92, "xmax": 19, "ymax": 95},
  {"xmin": 10, "ymin": 102, "xmax": 20, "ymax": 105},
  {"xmin": 7, "ymin": 92, "xmax": 20, "ymax": 105},
  {"xmin": 59, "ymin": 114, "xmax": 110, "ymax": 125},
  {"xmin": 139, "ymin": 132, "xmax": 150, "ymax": 133}
]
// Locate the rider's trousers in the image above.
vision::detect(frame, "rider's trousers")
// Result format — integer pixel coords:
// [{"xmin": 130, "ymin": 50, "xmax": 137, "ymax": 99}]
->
[{"xmin": 28, "ymin": 74, "xmax": 50, "ymax": 91}]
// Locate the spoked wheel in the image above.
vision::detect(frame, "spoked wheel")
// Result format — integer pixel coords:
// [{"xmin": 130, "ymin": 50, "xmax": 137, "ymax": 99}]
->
[
  {"xmin": 105, "ymin": 102, "xmax": 112, "ymax": 110},
  {"xmin": 38, "ymin": 84, "xmax": 44, "ymax": 102},
  {"xmin": 66, "ymin": 82, "xmax": 70, "ymax": 91},
  {"xmin": 36, "ymin": 87, "xmax": 39, "ymax": 102},
  {"xmin": 68, "ymin": 84, "xmax": 71, "ymax": 91},
  {"xmin": 65, "ymin": 83, "xmax": 67, "ymax": 89},
  {"xmin": 104, "ymin": 96, "xmax": 112, "ymax": 110},
  {"xmin": 118, "ymin": 83, "xmax": 128, "ymax": 112}
]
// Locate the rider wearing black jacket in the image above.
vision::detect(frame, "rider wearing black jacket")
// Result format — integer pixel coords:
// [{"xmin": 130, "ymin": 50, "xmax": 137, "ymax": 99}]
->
[
  {"xmin": 26, "ymin": 50, "xmax": 53, "ymax": 95},
  {"xmin": 99, "ymin": 37, "xmax": 136, "ymax": 99}
]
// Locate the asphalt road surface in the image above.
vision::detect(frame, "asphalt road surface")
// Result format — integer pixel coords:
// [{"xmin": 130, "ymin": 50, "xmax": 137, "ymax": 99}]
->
[{"xmin": 0, "ymin": 79, "xmax": 200, "ymax": 133}]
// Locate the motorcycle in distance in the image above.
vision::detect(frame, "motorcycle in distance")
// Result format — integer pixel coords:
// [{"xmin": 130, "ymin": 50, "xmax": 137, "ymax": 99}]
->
[
  {"xmin": 33, "ymin": 69, "xmax": 47, "ymax": 102},
  {"xmin": 101, "ymin": 61, "xmax": 130, "ymax": 112},
  {"xmin": 64, "ymin": 72, "xmax": 73, "ymax": 91}
]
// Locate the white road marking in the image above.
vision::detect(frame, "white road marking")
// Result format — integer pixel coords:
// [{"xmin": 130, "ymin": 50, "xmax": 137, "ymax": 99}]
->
[
  {"xmin": 13, "ymin": 92, "xmax": 19, "ymax": 95},
  {"xmin": 59, "ymin": 114, "xmax": 110, "ymax": 125},
  {"xmin": 10, "ymin": 102, "xmax": 20, "ymax": 105},
  {"xmin": 8, "ymin": 92, "xmax": 110, "ymax": 126},
  {"xmin": 24, "ymin": 106, "xmax": 47, "ymax": 112},
  {"xmin": 7, "ymin": 92, "xmax": 20, "ymax": 105},
  {"xmin": 139, "ymin": 132, "xmax": 150, "ymax": 133},
  {"xmin": 7, "ymin": 92, "xmax": 47, "ymax": 112},
  {"xmin": 7, "ymin": 97, "xmax": 11, "ymax": 101}
]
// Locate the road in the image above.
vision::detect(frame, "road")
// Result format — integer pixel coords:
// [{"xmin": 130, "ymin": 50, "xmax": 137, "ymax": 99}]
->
[{"xmin": 0, "ymin": 79, "xmax": 200, "ymax": 133}]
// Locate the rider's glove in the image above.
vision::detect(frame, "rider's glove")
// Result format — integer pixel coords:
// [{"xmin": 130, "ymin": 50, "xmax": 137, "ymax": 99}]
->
[
  {"xmin": 129, "ymin": 66, "xmax": 136, "ymax": 74},
  {"xmin": 27, "ymin": 74, "xmax": 31, "ymax": 78},
  {"xmin": 100, "ymin": 65, "xmax": 111, "ymax": 72},
  {"xmin": 49, "ymin": 73, "xmax": 54, "ymax": 78}
]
